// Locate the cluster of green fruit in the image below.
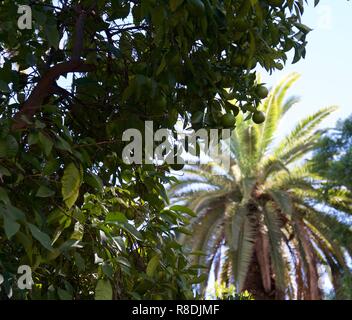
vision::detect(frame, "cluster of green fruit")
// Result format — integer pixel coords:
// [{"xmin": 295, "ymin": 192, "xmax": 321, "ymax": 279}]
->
[
  {"xmin": 219, "ymin": 84, "xmax": 268, "ymax": 129},
  {"xmin": 168, "ymin": 85, "xmax": 269, "ymax": 173}
]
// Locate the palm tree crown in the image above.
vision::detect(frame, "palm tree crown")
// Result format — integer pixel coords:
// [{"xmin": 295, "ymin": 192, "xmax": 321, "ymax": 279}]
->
[{"xmin": 169, "ymin": 73, "xmax": 352, "ymax": 300}]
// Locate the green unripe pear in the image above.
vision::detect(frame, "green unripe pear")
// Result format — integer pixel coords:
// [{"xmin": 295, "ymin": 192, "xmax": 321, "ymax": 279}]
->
[
  {"xmin": 252, "ymin": 111, "xmax": 266, "ymax": 124},
  {"xmin": 220, "ymin": 113, "xmax": 236, "ymax": 128},
  {"xmin": 256, "ymin": 85, "xmax": 269, "ymax": 99}
]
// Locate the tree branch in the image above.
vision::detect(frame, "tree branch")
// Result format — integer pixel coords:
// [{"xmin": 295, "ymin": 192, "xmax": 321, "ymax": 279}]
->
[
  {"xmin": 12, "ymin": 6, "xmax": 94, "ymax": 131},
  {"xmin": 72, "ymin": 6, "xmax": 87, "ymax": 61}
]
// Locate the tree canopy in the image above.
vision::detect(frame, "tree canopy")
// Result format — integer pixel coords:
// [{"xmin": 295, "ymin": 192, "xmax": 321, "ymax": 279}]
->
[
  {"xmin": 312, "ymin": 115, "xmax": 352, "ymax": 192},
  {"xmin": 0, "ymin": 0, "xmax": 320, "ymax": 299}
]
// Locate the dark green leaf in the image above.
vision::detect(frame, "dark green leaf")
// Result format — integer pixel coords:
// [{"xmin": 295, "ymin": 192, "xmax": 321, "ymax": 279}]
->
[{"xmin": 28, "ymin": 223, "xmax": 53, "ymax": 251}]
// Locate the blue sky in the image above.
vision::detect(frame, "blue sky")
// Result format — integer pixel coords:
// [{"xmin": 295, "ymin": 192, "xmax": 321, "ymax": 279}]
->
[{"xmin": 261, "ymin": 0, "xmax": 352, "ymax": 136}]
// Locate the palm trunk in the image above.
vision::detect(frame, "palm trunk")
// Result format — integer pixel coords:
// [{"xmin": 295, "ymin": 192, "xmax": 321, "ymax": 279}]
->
[
  {"xmin": 256, "ymin": 227, "xmax": 272, "ymax": 293},
  {"xmin": 243, "ymin": 249, "xmax": 277, "ymax": 300}
]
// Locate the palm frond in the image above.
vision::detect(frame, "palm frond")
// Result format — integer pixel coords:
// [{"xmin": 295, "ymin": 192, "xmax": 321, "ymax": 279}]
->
[
  {"xmin": 263, "ymin": 202, "xmax": 287, "ymax": 292},
  {"xmin": 232, "ymin": 117, "xmax": 260, "ymax": 174},
  {"xmin": 229, "ymin": 209, "xmax": 256, "ymax": 293},
  {"xmin": 303, "ymin": 204, "xmax": 352, "ymax": 253},
  {"xmin": 294, "ymin": 220, "xmax": 321, "ymax": 300},
  {"xmin": 259, "ymin": 156, "xmax": 289, "ymax": 183},
  {"xmin": 185, "ymin": 203, "xmax": 225, "ymax": 262},
  {"xmin": 242, "ymin": 125, "xmax": 261, "ymax": 166},
  {"xmin": 258, "ymin": 93, "xmax": 280, "ymax": 155},
  {"xmin": 188, "ymin": 190, "xmax": 230, "ymax": 213},
  {"xmin": 282, "ymin": 95, "xmax": 301, "ymax": 115},
  {"xmin": 257, "ymin": 73, "xmax": 301, "ymax": 155},
  {"xmin": 241, "ymin": 177, "xmax": 257, "ymax": 201},
  {"xmin": 169, "ymin": 181, "xmax": 219, "ymax": 198},
  {"xmin": 272, "ymin": 72, "xmax": 301, "ymax": 109},
  {"xmin": 267, "ymin": 188, "xmax": 293, "ymax": 216},
  {"xmin": 219, "ymin": 249, "xmax": 231, "ymax": 285},
  {"xmin": 304, "ymin": 217, "xmax": 348, "ymax": 270},
  {"xmin": 274, "ymin": 106, "xmax": 338, "ymax": 160},
  {"xmin": 321, "ymin": 189, "xmax": 352, "ymax": 215},
  {"xmin": 269, "ymin": 162, "xmax": 320, "ymax": 191},
  {"xmin": 228, "ymin": 204, "xmax": 255, "ymax": 293}
]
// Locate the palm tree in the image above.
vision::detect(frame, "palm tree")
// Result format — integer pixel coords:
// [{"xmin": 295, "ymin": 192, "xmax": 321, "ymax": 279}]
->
[{"xmin": 169, "ymin": 73, "xmax": 352, "ymax": 300}]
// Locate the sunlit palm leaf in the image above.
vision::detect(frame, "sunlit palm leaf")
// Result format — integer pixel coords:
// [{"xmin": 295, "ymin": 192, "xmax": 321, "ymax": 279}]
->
[{"xmin": 274, "ymin": 106, "xmax": 338, "ymax": 160}]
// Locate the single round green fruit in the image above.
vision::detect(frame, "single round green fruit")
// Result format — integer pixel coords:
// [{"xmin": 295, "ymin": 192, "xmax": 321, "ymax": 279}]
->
[
  {"xmin": 187, "ymin": 0, "xmax": 205, "ymax": 15},
  {"xmin": 275, "ymin": 62, "xmax": 284, "ymax": 70},
  {"xmin": 256, "ymin": 85, "xmax": 269, "ymax": 99},
  {"xmin": 170, "ymin": 163, "xmax": 185, "ymax": 171},
  {"xmin": 220, "ymin": 113, "xmax": 236, "ymax": 128},
  {"xmin": 252, "ymin": 111, "xmax": 266, "ymax": 124},
  {"xmin": 267, "ymin": 0, "xmax": 285, "ymax": 7}
]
